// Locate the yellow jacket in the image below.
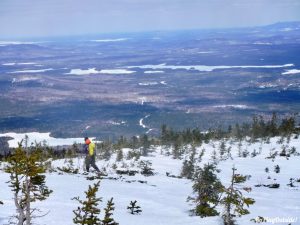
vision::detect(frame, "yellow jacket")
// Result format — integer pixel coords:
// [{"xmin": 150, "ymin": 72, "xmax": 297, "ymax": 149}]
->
[{"xmin": 88, "ymin": 142, "xmax": 96, "ymax": 156}]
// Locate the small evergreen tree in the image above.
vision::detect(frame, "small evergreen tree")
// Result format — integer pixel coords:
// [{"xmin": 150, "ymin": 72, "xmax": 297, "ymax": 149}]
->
[
  {"xmin": 116, "ymin": 149, "xmax": 124, "ymax": 162},
  {"xmin": 287, "ymin": 178, "xmax": 295, "ymax": 187},
  {"xmin": 219, "ymin": 141, "xmax": 227, "ymax": 160},
  {"xmin": 221, "ymin": 167, "xmax": 255, "ymax": 225},
  {"xmin": 141, "ymin": 134, "xmax": 151, "ymax": 156},
  {"xmin": 102, "ymin": 198, "xmax": 119, "ymax": 225},
  {"xmin": 139, "ymin": 160, "xmax": 154, "ymax": 176},
  {"xmin": 188, "ymin": 164, "xmax": 223, "ymax": 217},
  {"xmin": 5, "ymin": 145, "xmax": 52, "ymax": 225},
  {"xmin": 72, "ymin": 181, "xmax": 102, "ymax": 225},
  {"xmin": 198, "ymin": 148, "xmax": 205, "ymax": 163},
  {"xmin": 211, "ymin": 149, "xmax": 218, "ymax": 164},
  {"xmin": 127, "ymin": 200, "xmax": 142, "ymax": 214},
  {"xmin": 172, "ymin": 135, "xmax": 184, "ymax": 159},
  {"xmin": 181, "ymin": 146, "xmax": 196, "ymax": 179},
  {"xmin": 274, "ymin": 165, "xmax": 280, "ymax": 173},
  {"xmin": 242, "ymin": 148, "xmax": 249, "ymax": 158},
  {"xmin": 237, "ymin": 142, "xmax": 243, "ymax": 157}
]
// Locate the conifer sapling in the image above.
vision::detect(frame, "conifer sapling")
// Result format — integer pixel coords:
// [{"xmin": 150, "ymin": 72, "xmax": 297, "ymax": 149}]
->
[
  {"xmin": 127, "ymin": 200, "xmax": 142, "ymax": 214},
  {"xmin": 102, "ymin": 197, "xmax": 119, "ymax": 225},
  {"xmin": 72, "ymin": 181, "xmax": 102, "ymax": 225},
  {"xmin": 221, "ymin": 167, "xmax": 255, "ymax": 225},
  {"xmin": 188, "ymin": 163, "xmax": 223, "ymax": 217},
  {"xmin": 5, "ymin": 145, "xmax": 52, "ymax": 225}
]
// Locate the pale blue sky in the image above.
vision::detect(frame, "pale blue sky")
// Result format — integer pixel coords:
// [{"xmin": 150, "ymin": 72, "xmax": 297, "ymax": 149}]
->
[{"xmin": 1, "ymin": 0, "xmax": 300, "ymax": 39}]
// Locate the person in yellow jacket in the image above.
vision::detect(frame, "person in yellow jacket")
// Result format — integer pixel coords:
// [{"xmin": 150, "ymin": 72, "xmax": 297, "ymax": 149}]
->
[{"xmin": 84, "ymin": 137, "xmax": 100, "ymax": 173}]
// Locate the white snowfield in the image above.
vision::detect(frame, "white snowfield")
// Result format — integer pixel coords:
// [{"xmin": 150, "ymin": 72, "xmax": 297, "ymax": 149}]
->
[
  {"xmin": 0, "ymin": 136, "xmax": 300, "ymax": 225},
  {"xmin": 128, "ymin": 63, "xmax": 294, "ymax": 72}
]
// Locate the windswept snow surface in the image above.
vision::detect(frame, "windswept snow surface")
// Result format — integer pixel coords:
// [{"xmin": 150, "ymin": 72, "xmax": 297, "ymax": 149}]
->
[
  {"xmin": 128, "ymin": 63, "xmax": 294, "ymax": 72},
  {"xmin": 0, "ymin": 132, "xmax": 85, "ymax": 148},
  {"xmin": 0, "ymin": 136, "xmax": 300, "ymax": 225}
]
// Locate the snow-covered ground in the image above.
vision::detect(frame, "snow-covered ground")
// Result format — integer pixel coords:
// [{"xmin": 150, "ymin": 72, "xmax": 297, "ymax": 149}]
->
[{"xmin": 0, "ymin": 136, "xmax": 300, "ymax": 225}]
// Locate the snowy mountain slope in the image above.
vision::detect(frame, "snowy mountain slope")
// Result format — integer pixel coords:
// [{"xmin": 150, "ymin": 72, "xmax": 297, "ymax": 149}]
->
[{"xmin": 0, "ymin": 136, "xmax": 299, "ymax": 225}]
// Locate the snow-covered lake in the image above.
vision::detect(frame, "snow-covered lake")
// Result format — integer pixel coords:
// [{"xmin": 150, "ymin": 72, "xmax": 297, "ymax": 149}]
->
[
  {"xmin": 282, "ymin": 69, "xmax": 300, "ymax": 75},
  {"xmin": 66, "ymin": 68, "xmax": 136, "ymax": 75},
  {"xmin": 0, "ymin": 132, "xmax": 85, "ymax": 148},
  {"xmin": 9, "ymin": 68, "xmax": 54, "ymax": 73},
  {"xmin": 128, "ymin": 63, "xmax": 294, "ymax": 72},
  {"xmin": 90, "ymin": 38, "xmax": 128, "ymax": 42}
]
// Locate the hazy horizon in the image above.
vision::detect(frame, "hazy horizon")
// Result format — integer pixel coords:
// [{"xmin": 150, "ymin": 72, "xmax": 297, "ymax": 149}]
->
[{"xmin": 1, "ymin": 0, "xmax": 300, "ymax": 40}]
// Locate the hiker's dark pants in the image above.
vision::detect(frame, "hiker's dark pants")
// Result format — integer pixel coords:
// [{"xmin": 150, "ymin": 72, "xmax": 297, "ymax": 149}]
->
[{"xmin": 85, "ymin": 154, "xmax": 100, "ymax": 172}]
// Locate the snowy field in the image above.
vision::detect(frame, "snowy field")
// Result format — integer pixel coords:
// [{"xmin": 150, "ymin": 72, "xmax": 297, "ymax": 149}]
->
[{"xmin": 0, "ymin": 136, "xmax": 300, "ymax": 225}]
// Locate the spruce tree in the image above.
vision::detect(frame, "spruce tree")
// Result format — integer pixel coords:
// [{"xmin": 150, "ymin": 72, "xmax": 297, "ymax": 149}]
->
[
  {"xmin": 127, "ymin": 200, "xmax": 142, "ymax": 214},
  {"xmin": 188, "ymin": 164, "xmax": 223, "ymax": 217},
  {"xmin": 5, "ymin": 145, "xmax": 52, "ymax": 225},
  {"xmin": 73, "ymin": 181, "xmax": 102, "ymax": 225},
  {"xmin": 181, "ymin": 146, "xmax": 196, "ymax": 179},
  {"xmin": 274, "ymin": 165, "xmax": 280, "ymax": 173},
  {"xmin": 221, "ymin": 167, "xmax": 255, "ymax": 225},
  {"xmin": 219, "ymin": 141, "xmax": 227, "ymax": 159},
  {"xmin": 102, "ymin": 198, "xmax": 119, "ymax": 225},
  {"xmin": 141, "ymin": 134, "xmax": 150, "ymax": 156},
  {"xmin": 116, "ymin": 149, "xmax": 123, "ymax": 162},
  {"xmin": 139, "ymin": 160, "xmax": 154, "ymax": 176},
  {"xmin": 211, "ymin": 148, "xmax": 219, "ymax": 165}
]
